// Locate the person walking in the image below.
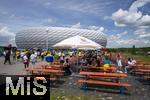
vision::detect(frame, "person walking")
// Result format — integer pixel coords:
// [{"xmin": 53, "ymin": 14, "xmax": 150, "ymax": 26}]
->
[
  {"xmin": 23, "ymin": 53, "xmax": 29, "ymax": 68},
  {"xmin": 4, "ymin": 50, "xmax": 11, "ymax": 64},
  {"xmin": 30, "ymin": 53, "xmax": 36, "ymax": 65},
  {"xmin": 41, "ymin": 51, "xmax": 44, "ymax": 61}
]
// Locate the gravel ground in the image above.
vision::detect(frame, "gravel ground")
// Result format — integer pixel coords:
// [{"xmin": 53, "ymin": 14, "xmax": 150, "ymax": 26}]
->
[
  {"xmin": 0, "ymin": 57, "xmax": 149, "ymax": 100},
  {"xmin": 50, "ymin": 74, "xmax": 150, "ymax": 100}
]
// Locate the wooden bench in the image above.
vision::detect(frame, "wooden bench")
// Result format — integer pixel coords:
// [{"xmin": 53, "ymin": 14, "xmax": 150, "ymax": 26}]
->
[
  {"xmin": 26, "ymin": 68, "xmax": 64, "ymax": 76},
  {"xmin": 137, "ymin": 69, "xmax": 150, "ymax": 73},
  {"xmin": 78, "ymin": 79, "xmax": 130, "ymax": 87},
  {"xmin": 132, "ymin": 69, "xmax": 150, "ymax": 75},
  {"xmin": 132, "ymin": 72, "xmax": 145, "ymax": 75},
  {"xmin": 81, "ymin": 66, "xmax": 103, "ymax": 70},
  {"xmin": 80, "ymin": 72, "xmax": 128, "ymax": 84},
  {"xmin": 35, "ymin": 77, "xmax": 58, "ymax": 81},
  {"xmin": 40, "ymin": 64, "xmax": 65, "ymax": 70},
  {"xmin": 78, "ymin": 79, "xmax": 130, "ymax": 94},
  {"xmin": 80, "ymin": 75, "xmax": 124, "ymax": 80},
  {"xmin": 144, "ymin": 76, "xmax": 150, "ymax": 79},
  {"xmin": 79, "ymin": 72, "xmax": 127, "ymax": 77},
  {"xmin": 81, "ymin": 66, "xmax": 117, "ymax": 72},
  {"xmin": 40, "ymin": 64, "xmax": 61, "ymax": 67},
  {"xmin": 143, "ymin": 65, "xmax": 150, "ymax": 69},
  {"xmin": 78, "ymin": 71, "xmax": 130, "ymax": 94},
  {"xmin": 41, "ymin": 66, "xmax": 63, "ymax": 70},
  {"xmin": 37, "ymin": 69, "xmax": 63, "ymax": 75}
]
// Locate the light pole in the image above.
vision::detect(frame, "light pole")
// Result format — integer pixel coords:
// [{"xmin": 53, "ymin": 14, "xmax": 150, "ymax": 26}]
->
[{"xmin": 46, "ymin": 28, "xmax": 49, "ymax": 50}]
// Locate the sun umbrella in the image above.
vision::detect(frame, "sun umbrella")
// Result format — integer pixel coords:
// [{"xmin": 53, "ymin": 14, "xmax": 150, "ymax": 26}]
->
[{"xmin": 53, "ymin": 35, "xmax": 103, "ymax": 49}]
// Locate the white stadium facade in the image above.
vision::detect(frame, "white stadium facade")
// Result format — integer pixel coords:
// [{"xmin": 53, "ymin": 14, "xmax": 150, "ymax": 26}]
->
[{"xmin": 15, "ymin": 27, "xmax": 107, "ymax": 49}]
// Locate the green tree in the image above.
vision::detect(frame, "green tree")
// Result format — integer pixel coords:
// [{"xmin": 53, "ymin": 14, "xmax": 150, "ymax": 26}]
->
[{"xmin": 132, "ymin": 45, "xmax": 135, "ymax": 54}]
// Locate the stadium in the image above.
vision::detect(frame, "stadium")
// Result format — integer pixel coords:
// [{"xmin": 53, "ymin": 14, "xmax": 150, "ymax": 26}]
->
[{"xmin": 15, "ymin": 27, "xmax": 107, "ymax": 49}]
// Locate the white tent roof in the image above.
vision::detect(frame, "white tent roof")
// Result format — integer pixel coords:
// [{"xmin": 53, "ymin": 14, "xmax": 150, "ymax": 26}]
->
[{"xmin": 53, "ymin": 35, "xmax": 103, "ymax": 49}]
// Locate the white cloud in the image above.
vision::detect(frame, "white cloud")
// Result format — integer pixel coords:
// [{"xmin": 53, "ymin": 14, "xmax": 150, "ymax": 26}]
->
[
  {"xmin": 9, "ymin": 38, "xmax": 16, "ymax": 46},
  {"xmin": 88, "ymin": 26, "xmax": 99, "ymax": 30},
  {"xmin": 107, "ymin": 37, "xmax": 150, "ymax": 48},
  {"xmin": 134, "ymin": 28, "xmax": 146, "ymax": 35},
  {"xmin": 114, "ymin": 21, "xmax": 126, "ymax": 27},
  {"xmin": 106, "ymin": 31, "xmax": 149, "ymax": 48},
  {"xmin": 88, "ymin": 26, "xmax": 105, "ymax": 32},
  {"xmin": 0, "ymin": 27, "xmax": 15, "ymax": 37},
  {"xmin": 71, "ymin": 22, "xmax": 81, "ymax": 28},
  {"xmin": 111, "ymin": 0, "xmax": 150, "ymax": 28},
  {"xmin": 134, "ymin": 28, "xmax": 150, "ymax": 39},
  {"xmin": 71, "ymin": 23, "xmax": 106, "ymax": 33},
  {"xmin": 99, "ymin": 27, "xmax": 105, "ymax": 32},
  {"xmin": 109, "ymin": 31, "xmax": 128, "ymax": 41},
  {"xmin": 121, "ymin": 31, "xmax": 128, "ymax": 35},
  {"xmin": 0, "ymin": 26, "xmax": 16, "ymax": 46},
  {"xmin": 116, "ymin": 31, "xmax": 128, "ymax": 38},
  {"xmin": 40, "ymin": 0, "xmax": 114, "ymax": 16},
  {"xmin": 137, "ymin": 15, "xmax": 150, "ymax": 26},
  {"xmin": 139, "ymin": 34, "xmax": 150, "ymax": 38},
  {"xmin": 129, "ymin": 0, "xmax": 150, "ymax": 12}
]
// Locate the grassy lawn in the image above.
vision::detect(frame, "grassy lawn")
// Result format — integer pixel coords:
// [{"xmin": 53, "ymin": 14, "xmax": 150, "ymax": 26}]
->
[
  {"xmin": 50, "ymin": 93, "xmax": 101, "ymax": 100},
  {"xmin": 6, "ymin": 88, "xmax": 101, "ymax": 100},
  {"xmin": 123, "ymin": 53, "xmax": 150, "ymax": 65}
]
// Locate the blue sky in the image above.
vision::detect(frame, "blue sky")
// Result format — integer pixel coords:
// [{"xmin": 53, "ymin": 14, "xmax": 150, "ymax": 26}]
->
[{"xmin": 0, "ymin": 0, "xmax": 150, "ymax": 48}]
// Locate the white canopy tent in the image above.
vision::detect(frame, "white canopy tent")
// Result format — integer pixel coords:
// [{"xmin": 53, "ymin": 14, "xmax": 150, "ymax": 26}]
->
[
  {"xmin": 53, "ymin": 35, "xmax": 103, "ymax": 74},
  {"xmin": 53, "ymin": 35, "xmax": 103, "ymax": 49}
]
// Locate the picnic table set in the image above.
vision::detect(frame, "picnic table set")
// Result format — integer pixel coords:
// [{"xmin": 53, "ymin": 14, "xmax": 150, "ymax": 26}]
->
[
  {"xmin": 78, "ymin": 66, "xmax": 131, "ymax": 94},
  {"xmin": 25, "ymin": 61, "xmax": 150, "ymax": 95}
]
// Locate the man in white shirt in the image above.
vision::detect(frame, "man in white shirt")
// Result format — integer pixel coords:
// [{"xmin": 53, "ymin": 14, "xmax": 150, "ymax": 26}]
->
[
  {"xmin": 131, "ymin": 58, "xmax": 136, "ymax": 65},
  {"xmin": 23, "ymin": 54, "xmax": 29, "ymax": 68},
  {"xmin": 30, "ymin": 53, "xmax": 36, "ymax": 65},
  {"xmin": 125, "ymin": 58, "xmax": 134, "ymax": 73}
]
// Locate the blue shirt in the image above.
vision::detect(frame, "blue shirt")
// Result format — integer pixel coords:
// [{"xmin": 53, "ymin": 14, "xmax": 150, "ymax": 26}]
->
[{"xmin": 104, "ymin": 60, "xmax": 110, "ymax": 64}]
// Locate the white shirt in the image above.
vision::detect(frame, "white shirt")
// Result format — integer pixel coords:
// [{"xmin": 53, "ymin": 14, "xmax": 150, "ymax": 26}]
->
[
  {"xmin": 30, "ymin": 54, "xmax": 36, "ymax": 60},
  {"xmin": 117, "ymin": 59, "xmax": 122, "ymax": 67},
  {"xmin": 58, "ymin": 52, "xmax": 61, "ymax": 56},
  {"xmin": 128, "ymin": 61, "xmax": 134, "ymax": 66},
  {"xmin": 3, "ymin": 51, "xmax": 6, "ymax": 56},
  {"xmin": 41, "ymin": 52, "xmax": 44, "ymax": 55},
  {"xmin": 37, "ymin": 51, "xmax": 40, "ymax": 56},
  {"xmin": 21, "ymin": 52, "xmax": 24, "ymax": 57},
  {"xmin": 132, "ymin": 60, "xmax": 136, "ymax": 64},
  {"xmin": 23, "ymin": 55, "xmax": 28, "ymax": 62},
  {"xmin": 34, "ymin": 52, "xmax": 37, "ymax": 57}
]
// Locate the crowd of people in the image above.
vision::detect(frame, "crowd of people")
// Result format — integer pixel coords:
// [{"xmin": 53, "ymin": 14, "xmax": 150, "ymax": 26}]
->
[{"xmin": 1, "ymin": 48, "xmax": 137, "ymax": 75}]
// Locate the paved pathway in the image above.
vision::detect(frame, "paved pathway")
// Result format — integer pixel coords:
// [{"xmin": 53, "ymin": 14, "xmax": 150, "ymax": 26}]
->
[{"xmin": 0, "ymin": 57, "xmax": 45, "ymax": 75}]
